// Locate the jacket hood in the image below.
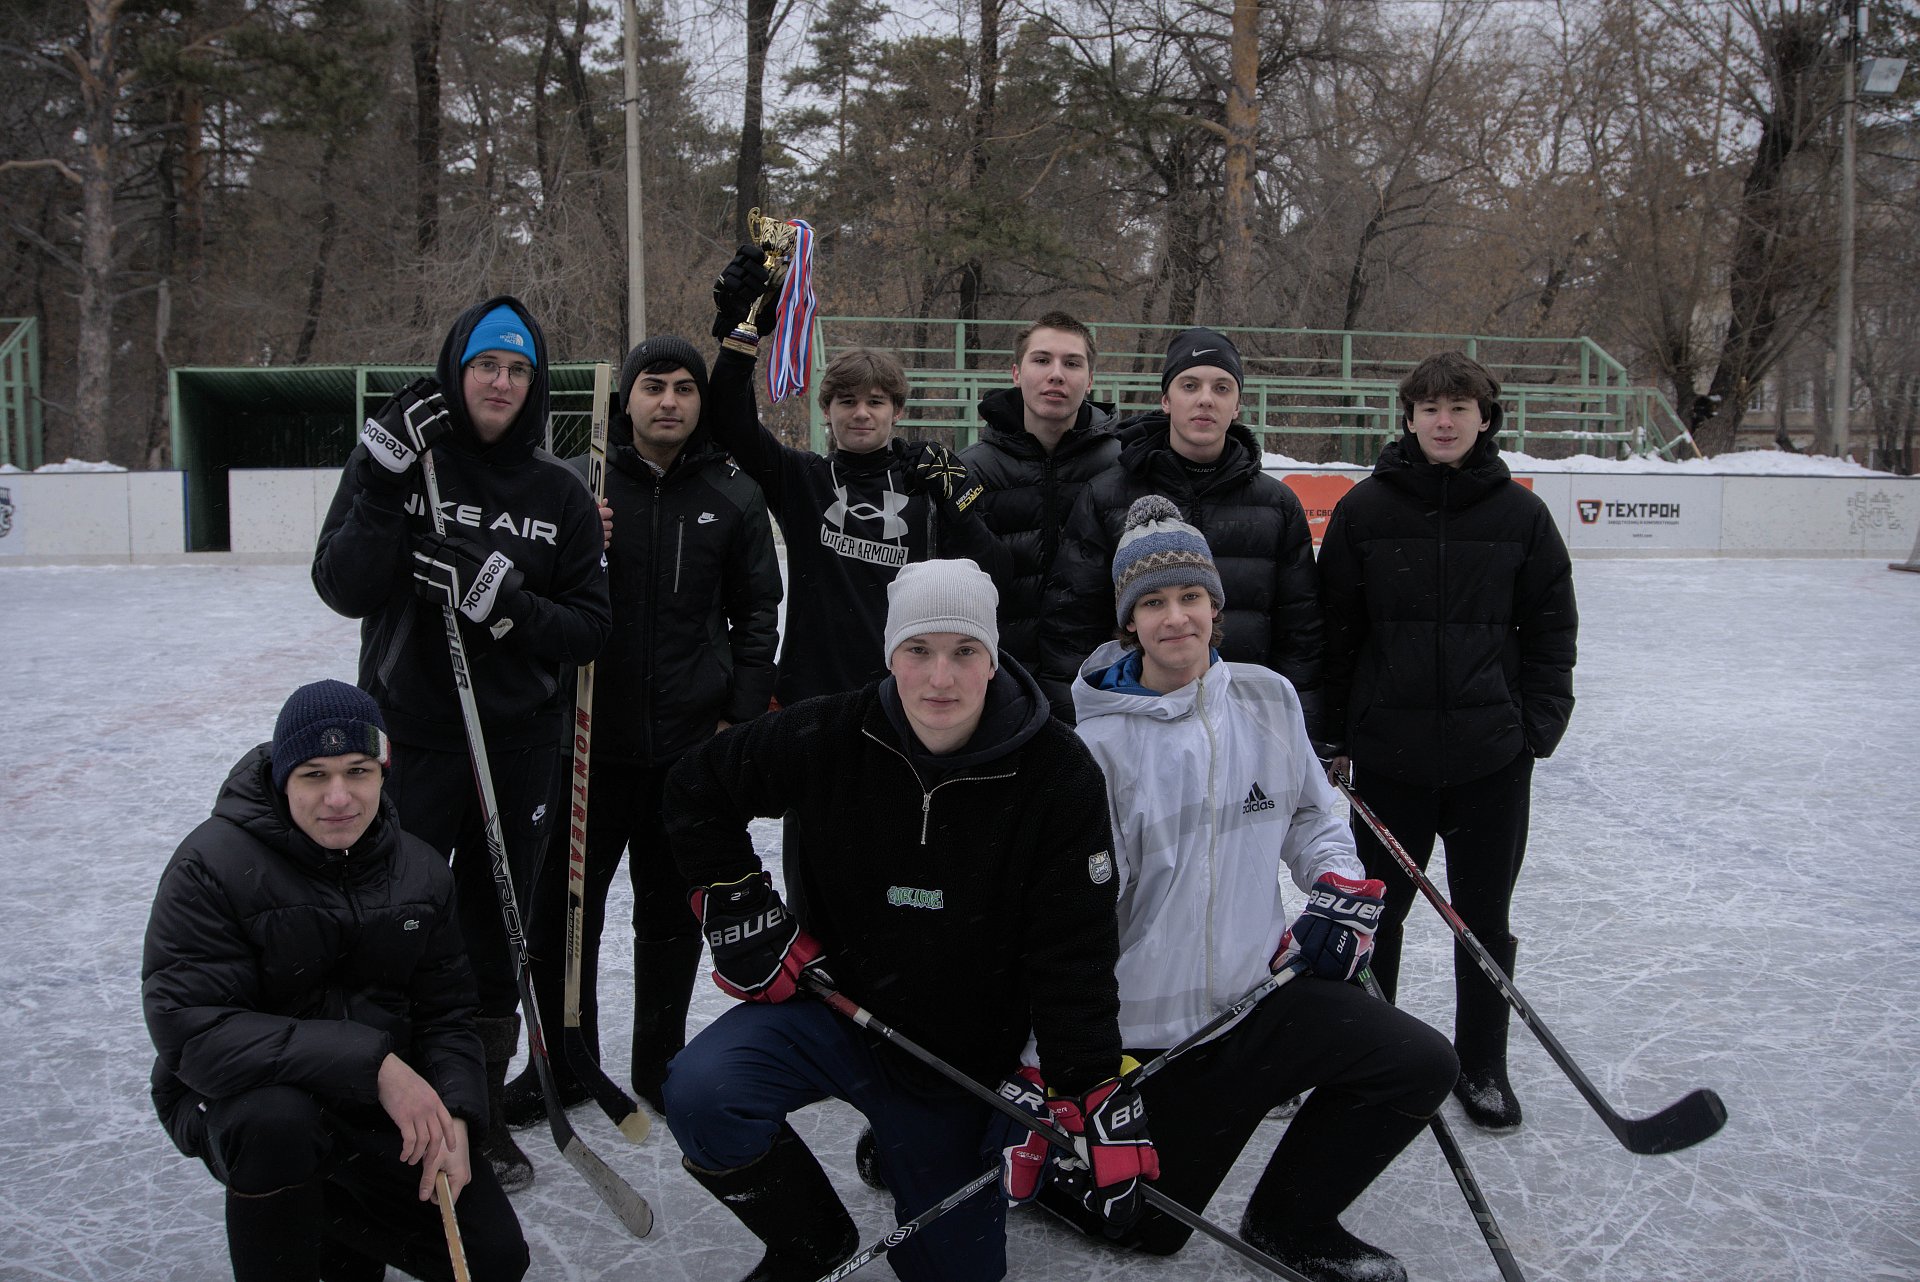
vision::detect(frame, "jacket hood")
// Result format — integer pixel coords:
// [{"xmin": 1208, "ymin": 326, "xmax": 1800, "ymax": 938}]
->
[
  {"xmin": 1072, "ymin": 639, "xmax": 1231, "ymax": 726},
  {"xmin": 1116, "ymin": 412, "xmax": 1262, "ymax": 483},
  {"xmin": 877, "ymin": 653, "xmax": 1051, "ymax": 778},
  {"xmin": 976, "ymin": 386, "xmax": 1118, "ymax": 457},
  {"xmin": 606, "ymin": 425, "xmax": 726, "ymax": 486},
  {"xmin": 211, "ymin": 743, "xmax": 398, "ymax": 880},
  {"xmin": 433, "ymin": 295, "xmax": 552, "ymax": 463},
  {"xmin": 1374, "ymin": 428, "xmax": 1511, "ymax": 507}
]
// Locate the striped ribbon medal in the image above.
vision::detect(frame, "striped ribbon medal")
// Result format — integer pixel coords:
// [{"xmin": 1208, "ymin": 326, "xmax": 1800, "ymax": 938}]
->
[{"xmin": 764, "ymin": 219, "xmax": 817, "ymax": 403}]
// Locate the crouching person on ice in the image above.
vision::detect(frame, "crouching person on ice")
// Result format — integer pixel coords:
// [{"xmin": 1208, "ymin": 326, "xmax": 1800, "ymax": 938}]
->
[
  {"xmin": 660, "ymin": 558, "xmax": 1153, "ymax": 1282},
  {"xmin": 141, "ymin": 681, "xmax": 529, "ymax": 1282},
  {"xmin": 1045, "ymin": 496, "xmax": 1457, "ymax": 1282}
]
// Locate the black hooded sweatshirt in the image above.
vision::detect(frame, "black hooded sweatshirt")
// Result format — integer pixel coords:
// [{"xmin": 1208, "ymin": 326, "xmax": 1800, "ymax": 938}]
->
[
  {"xmin": 143, "ymin": 745, "xmax": 488, "ymax": 1146},
  {"xmin": 960, "ymin": 387, "xmax": 1119, "ymax": 672},
  {"xmin": 1317, "ymin": 431, "xmax": 1577, "ymax": 786},
  {"xmin": 1037, "ymin": 413, "xmax": 1321, "ymax": 723},
  {"xmin": 313, "ymin": 295, "xmax": 612, "ymax": 750},
  {"xmin": 664, "ymin": 656, "xmax": 1122, "ymax": 1094},
  {"xmin": 705, "ymin": 347, "xmax": 1008, "ymax": 706}
]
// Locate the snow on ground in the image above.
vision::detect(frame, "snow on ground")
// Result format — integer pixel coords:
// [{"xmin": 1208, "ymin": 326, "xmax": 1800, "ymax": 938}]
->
[
  {"xmin": 2, "ymin": 560, "xmax": 1917, "ymax": 1282},
  {"xmin": 1259, "ymin": 448, "xmax": 1896, "ymax": 477}
]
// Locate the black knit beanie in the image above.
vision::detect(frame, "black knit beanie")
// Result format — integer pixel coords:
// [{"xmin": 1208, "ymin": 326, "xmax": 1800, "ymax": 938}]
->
[
  {"xmin": 619, "ymin": 335, "xmax": 710, "ymax": 408},
  {"xmin": 271, "ymin": 680, "xmax": 391, "ymax": 792},
  {"xmin": 1161, "ymin": 327, "xmax": 1244, "ymax": 392}
]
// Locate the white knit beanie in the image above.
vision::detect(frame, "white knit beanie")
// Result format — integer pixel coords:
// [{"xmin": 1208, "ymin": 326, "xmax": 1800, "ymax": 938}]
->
[{"xmin": 883, "ymin": 559, "xmax": 1000, "ymax": 669}]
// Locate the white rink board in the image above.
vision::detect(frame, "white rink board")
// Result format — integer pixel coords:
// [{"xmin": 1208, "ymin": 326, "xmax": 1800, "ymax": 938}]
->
[
  {"xmin": 1560, "ymin": 475, "xmax": 1721, "ymax": 554},
  {"xmin": 0, "ymin": 471, "xmax": 185, "ymax": 562},
  {"xmin": 227, "ymin": 467, "xmax": 342, "ymax": 557},
  {"xmin": 1720, "ymin": 476, "xmax": 1920, "ymax": 556}
]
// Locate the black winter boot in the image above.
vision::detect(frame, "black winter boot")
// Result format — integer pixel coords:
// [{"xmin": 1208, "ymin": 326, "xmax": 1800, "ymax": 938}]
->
[
  {"xmin": 630, "ymin": 933, "xmax": 703, "ymax": 1113},
  {"xmin": 225, "ymin": 1182, "xmax": 325, "ymax": 1282},
  {"xmin": 502, "ymin": 941, "xmax": 591, "ymax": 1127},
  {"xmin": 1239, "ymin": 1090, "xmax": 1427, "ymax": 1282},
  {"xmin": 1452, "ymin": 933, "xmax": 1522, "ymax": 1132},
  {"xmin": 682, "ymin": 1124, "xmax": 859, "ymax": 1282},
  {"xmin": 477, "ymin": 1015, "xmax": 536, "ymax": 1193}
]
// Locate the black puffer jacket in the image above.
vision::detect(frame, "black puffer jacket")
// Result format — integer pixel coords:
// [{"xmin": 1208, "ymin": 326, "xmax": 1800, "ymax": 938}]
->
[
  {"xmin": 1037, "ymin": 414, "xmax": 1322, "ymax": 722},
  {"xmin": 313, "ymin": 295, "xmax": 612, "ymax": 750},
  {"xmin": 142, "ymin": 746, "xmax": 487, "ymax": 1147},
  {"xmin": 1317, "ymin": 433, "xmax": 1577, "ymax": 788},
  {"xmin": 565, "ymin": 426, "xmax": 781, "ymax": 765},
  {"xmin": 665, "ymin": 660, "xmax": 1122, "ymax": 1095},
  {"xmin": 960, "ymin": 388, "xmax": 1119, "ymax": 671}
]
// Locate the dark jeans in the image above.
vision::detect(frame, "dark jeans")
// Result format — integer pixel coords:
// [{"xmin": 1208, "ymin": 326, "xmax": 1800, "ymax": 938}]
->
[
  {"xmin": 1350, "ymin": 751, "xmax": 1535, "ymax": 1009},
  {"xmin": 665, "ymin": 1000, "xmax": 1023, "ymax": 1282},
  {"xmin": 385, "ymin": 741, "xmax": 559, "ymax": 1018},
  {"xmin": 174, "ymin": 1083, "xmax": 529, "ymax": 1282}
]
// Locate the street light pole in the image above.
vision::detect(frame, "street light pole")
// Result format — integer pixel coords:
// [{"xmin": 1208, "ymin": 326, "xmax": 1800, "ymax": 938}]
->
[
  {"xmin": 1833, "ymin": 1, "xmax": 1859, "ymax": 459},
  {"xmin": 624, "ymin": 0, "xmax": 647, "ymax": 345}
]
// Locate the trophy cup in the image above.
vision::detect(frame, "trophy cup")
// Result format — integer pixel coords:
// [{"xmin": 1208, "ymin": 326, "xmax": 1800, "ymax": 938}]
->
[{"xmin": 723, "ymin": 207, "xmax": 802, "ymax": 356}]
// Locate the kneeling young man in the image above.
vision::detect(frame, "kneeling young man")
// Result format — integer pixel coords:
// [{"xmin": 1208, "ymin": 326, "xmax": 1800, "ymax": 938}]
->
[
  {"xmin": 661, "ymin": 559, "xmax": 1150, "ymax": 1282},
  {"xmin": 142, "ymin": 681, "xmax": 528, "ymax": 1282},
  {"xmin": 1054, "ymin": 497, "xmax": 1456, "ymax": 1282}
]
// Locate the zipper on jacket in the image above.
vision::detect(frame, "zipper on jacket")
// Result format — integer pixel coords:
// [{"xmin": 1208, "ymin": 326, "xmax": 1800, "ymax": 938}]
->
[
  {"xmin": 1435, "ymin": 472, "xmax": 1450, "ymax": 771},
  {"xmin": 641, "ymin": 473, "xmax": 664, "ymax": 760},
  {"xmin": 1197, "ymin": 672, "xmax": 1220, "ymax": 1006},
  {"xmin": 674, "ymin": 516, "xmax": 685, "ymax": 594},
  {"xmin": 863, "ymin": 727, "xmax": 1017, "ymax": 845}
]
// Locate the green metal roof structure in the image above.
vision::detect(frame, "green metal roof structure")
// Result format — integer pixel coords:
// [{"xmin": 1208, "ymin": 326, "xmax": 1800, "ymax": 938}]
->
[{"xmin": 1, "ymin": 318, "xmax": 42, "ymax": 471}]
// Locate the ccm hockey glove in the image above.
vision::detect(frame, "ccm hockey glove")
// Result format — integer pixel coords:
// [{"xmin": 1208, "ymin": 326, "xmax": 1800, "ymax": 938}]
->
[
  {"xmin": 360, "ymin": 377, "xmax": 451, "ymax": 483},
  {"xmin": 901, "ymin": 440, "xmax": 983, "ymax": 517},
  {"xmin": 1274, "ymin": 871, "xmax": 1387, "ymax": 981},
  {"xmin": 711, "ymin": 243, "xmax": 776, "ymax": 339},
  {"xmin": 1049, "ymin": 1075, "xmax": 1158, "ymax": 1236},
  {"xmin": 689, "ymin": 871, "xmax": 824, "ymax": 1003},
  {"xmin": 410, "ymin": 533, "xmax": 526, "ymax": 639}
]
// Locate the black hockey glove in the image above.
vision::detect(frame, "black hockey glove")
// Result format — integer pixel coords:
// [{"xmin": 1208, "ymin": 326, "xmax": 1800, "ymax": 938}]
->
[
  {"xmin": 1047, "ymin": 1073, "xmax": 1159, "ymax": 1236},
  {"xmin": 361, "ymin": 377, "xmax": 451, "ymax": 485},
  {"xmin": 1274, "ymin": 871, "xmax": 1386, "ymax": 981},
  {"xmin": 410, "ymin": 532, "xmax": 526, "ymax": 639},
  {"xmin": 901, "ymin": 440, "xmax": 983, "ymax": 517},
  {"xmin": 711, "ymin": 244, "xmax": 776, "ymax": 340},
  {"xmin": 689, "ymin": 871, "xmax": 826, "ymax": 1004}
]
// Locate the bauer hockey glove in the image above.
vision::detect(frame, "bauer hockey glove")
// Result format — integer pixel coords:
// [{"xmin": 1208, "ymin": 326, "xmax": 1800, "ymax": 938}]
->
[
  {"xmin": 1274, "ymin": 871, "xmax": 1387, "ymax": 982},
  {"xmin": 901, "ymin": 440, "xmax": 984, "ymax": 517},
  {"xmin": 1049, "ymin": 1075, "xmax": 1158, "ymax": 1236},
  {"xmin": 361, "ymin": 377, "xmax": 451, "ymax": 483},
  {"xmin": 711, "ymin": 244, "xmax": 777, "ymax": 340},
  {"xmin": 410, "ymin": 533, "xmax": 527, "ymax": 640},
  {"xmin": 689, "ymin": 870, "xmax": 825, "ymax": 1003},
  {"xmin": 998, "ymin": 1066, "xmax": 1055, "ymax": 1206}
]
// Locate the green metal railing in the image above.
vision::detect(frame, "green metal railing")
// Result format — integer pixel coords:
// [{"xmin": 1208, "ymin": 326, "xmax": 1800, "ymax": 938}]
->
[
  {"xmin": 1, "ymin": 318, "xmax": 43, "ymax": 471},
  {"xmin": 802, "ymin": 318, "xmax": 1697, "ymax": 462}
]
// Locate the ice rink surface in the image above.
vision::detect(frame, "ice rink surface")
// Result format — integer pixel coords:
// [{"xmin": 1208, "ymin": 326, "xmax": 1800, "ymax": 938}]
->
[{"xmin": 2, "ymin": 558, "xmax": 1916, "ymax": 1282}]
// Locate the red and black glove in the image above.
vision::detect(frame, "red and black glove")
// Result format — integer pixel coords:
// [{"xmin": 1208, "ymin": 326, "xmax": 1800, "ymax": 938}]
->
[
  {"xmin": 997, "ymin": 1066, "xmax": 1054, "ymax": 1206},
  {"xmin": 1048, "ymin": 1075, "xmax": 1158, "ymax": 1236},
  {"xmin": 1274, "ymin": 871, "xmax": 1387, "ymax": 981},
  {"xmin": 689, "ymin": 871, "xmax": 824, "ymax": 1003}
]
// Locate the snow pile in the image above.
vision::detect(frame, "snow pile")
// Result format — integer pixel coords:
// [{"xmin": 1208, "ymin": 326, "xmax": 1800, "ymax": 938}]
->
[{"xmin": 0, "ymin": 457, "xmax": 128, "ymax": 473}]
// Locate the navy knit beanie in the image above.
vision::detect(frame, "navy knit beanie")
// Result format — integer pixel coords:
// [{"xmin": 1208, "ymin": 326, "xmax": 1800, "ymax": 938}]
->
[
  {"xmin": 1161, "ymin": 327, "xmax": 1244, "ymax": 392},
  {"xmin": 271, "ymin": 680, "xmax": 391, "ymax": 792},
  {"xmin": 1111, "ymin": 495, "xmax": 1224, "ymax": 627}
]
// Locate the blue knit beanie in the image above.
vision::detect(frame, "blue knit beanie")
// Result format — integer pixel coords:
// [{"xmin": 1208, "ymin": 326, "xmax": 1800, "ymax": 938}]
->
[
  {"xmin": 1111, "ymin": 495, "xmax": 1224, "ymax": 627},
  {"xmin": 271, "ymin": 680, "xmax": 391, "ymax": 792},
  {"xmin": 461, "ymin": 304, "xmax": 537, "ymax": 367}
]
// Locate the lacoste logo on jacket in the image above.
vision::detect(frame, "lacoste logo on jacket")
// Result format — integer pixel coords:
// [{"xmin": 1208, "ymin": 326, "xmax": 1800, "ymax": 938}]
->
[
  {"xmin": 698, "ymin": 512, "xmax": 718, "ymax": 524},
  {"xmin": 1242, "ymin": 783, "xmax": 1276, "ymax": 815},
  {"xmin": 403, "ymin": 919, "xmax": 421, "ymax": 931}
]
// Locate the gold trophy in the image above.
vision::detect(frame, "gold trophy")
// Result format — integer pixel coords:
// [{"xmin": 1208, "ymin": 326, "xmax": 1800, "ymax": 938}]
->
[{"xmin": 723, "ymin": 207, "xmax": 802, "ymax": 356}]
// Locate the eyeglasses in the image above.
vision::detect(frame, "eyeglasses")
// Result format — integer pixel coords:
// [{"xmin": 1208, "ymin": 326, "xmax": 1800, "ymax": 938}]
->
[{"xmin": 468, "ymin": 358, "xmax": 535, "ymax": 387}]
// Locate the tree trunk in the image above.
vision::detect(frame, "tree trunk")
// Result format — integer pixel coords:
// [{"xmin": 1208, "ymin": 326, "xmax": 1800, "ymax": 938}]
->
[
  {"xmin": 71, "ymin": 0, "xmax": 126, "ymax": 464},
  {"xmin": 1219, "ymin": 0, "xmax": 1259, "ymax": 325},
  {"xmin": 736, "ymin": 0, "xmax": 776, "ymax": 242},
  {"xmin": 956, "ymin": 0, "xmax": 1000, "ymax": 326},
  {"xmin": 294, "ymin": 136, "xmax": 342, "ymax": 364},
  {"xmin": 408, "ymin": 0, "xmax": 445, "ymax": 257}
]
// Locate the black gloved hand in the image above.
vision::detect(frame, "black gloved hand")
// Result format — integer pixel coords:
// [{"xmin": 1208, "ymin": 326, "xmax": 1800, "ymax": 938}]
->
[
  {"xmin": 361, "ymin": 377, "xmax": 450, "ymax": 485},
  {"xmin": 688, "ymin": 871, "xmax": 825, "ymax": 1003},
  {"xmin": 901, "ymin": 440, "xmax": 983, "ymax": 516},
  {"xmin": 410, "ymin": 532, "xmax": 526, "ymax": 638},
  {"xmin": 711, "ymin": 244, "xmax": 776, "ymax": 339}
]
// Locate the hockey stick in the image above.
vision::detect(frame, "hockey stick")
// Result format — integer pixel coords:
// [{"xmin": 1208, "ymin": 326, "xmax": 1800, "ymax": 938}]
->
[
  {"xmin": 559, "ymin": 363, "xmax": 650, "ymax": 1142},
  {"xmin": 801, "ymin": 974, "xmax": 1316, "ymax": 1282},
  {"xmin": 1125, "ymin": 960, "xmax": 1306, "ymax": 1091},
  {"xmin": 1357, "ymin": 967, "xmax": 1527, "ymax": 1282},
  {"xmin": 420, "ymin": 450, "xmax": 654, "ymax": 1237},
  {"xmin": 813, "ymin": 1166, "xmax": 1000, "ymax": 1282},
  {"xmin": 434, "ymin": 1171, "xmax": 472, "ymax": 1282},
  {"xmin": 1335, "ymin": 777, "xmax": 1727, "ymax": 1156}
]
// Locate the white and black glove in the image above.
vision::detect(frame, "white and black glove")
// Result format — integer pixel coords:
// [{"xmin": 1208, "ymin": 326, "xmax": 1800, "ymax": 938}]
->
[
  {"xmin": 411, "ymin": 533, "xmax": 525, "ymax": 639},
  {"xmin": 361, "ymin": 377, "xmax": 451, "ymax": 483}
]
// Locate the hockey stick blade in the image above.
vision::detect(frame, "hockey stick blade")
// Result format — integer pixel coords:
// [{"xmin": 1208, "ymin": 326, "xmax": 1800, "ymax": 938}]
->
[
  {"xmin": 564, "ymin": 1025, "xmax": 650, "ymax": 1142},
  {"xmin": 559, "ymin": 1132, "xmax": 655, "ymax": 1237},
  {"xmin": 1337, "ymin": 779, "xmax": 1728, "ymax": 1156}
]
